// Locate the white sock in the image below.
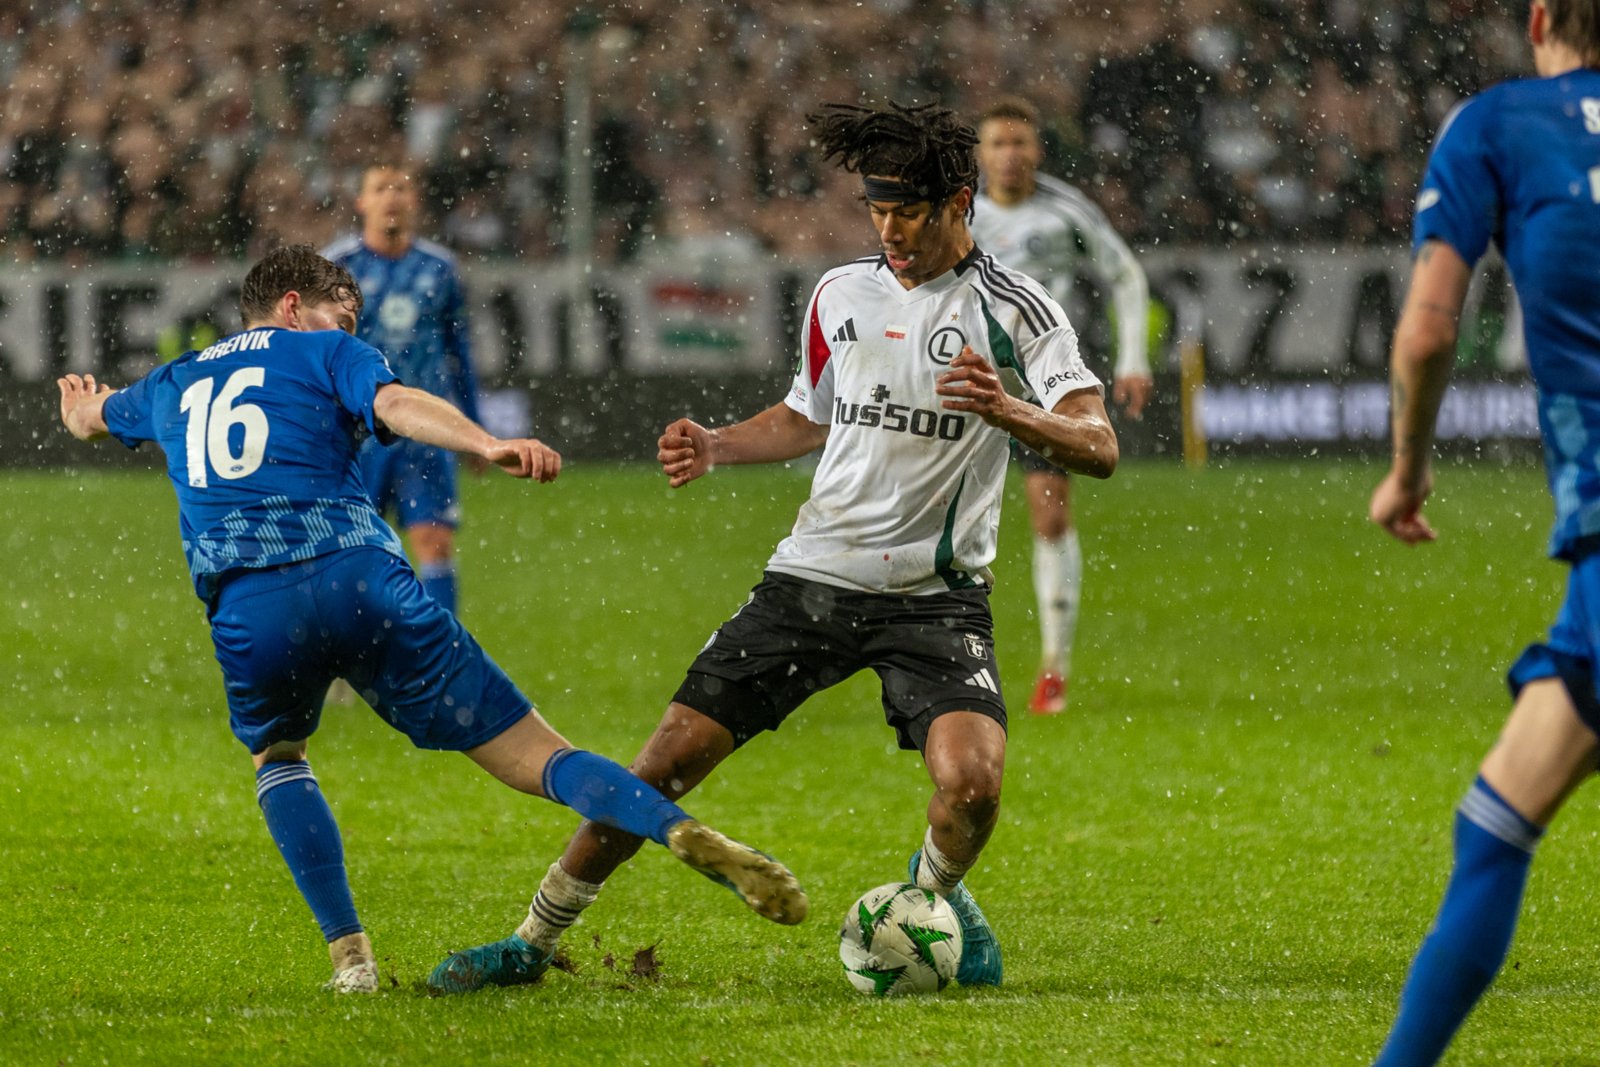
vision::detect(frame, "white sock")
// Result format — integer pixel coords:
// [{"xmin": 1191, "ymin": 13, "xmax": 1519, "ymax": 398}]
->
[
  {"xmin": 913, "ymin": 828, "xmax": 976, "ymax": 897},
  {"xmin": 1032, "ymin": 529, "xmax": 1081, "ymax": 675},
  {"xmin": 516, "ymin": 861, "xmax": 603, "ymax": 951}
]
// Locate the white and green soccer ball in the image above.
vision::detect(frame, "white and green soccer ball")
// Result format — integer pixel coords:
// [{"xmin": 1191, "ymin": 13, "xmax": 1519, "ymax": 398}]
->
[{"xmin": 838, "ymin": 882, "xmax": 963, "ymax": 996}]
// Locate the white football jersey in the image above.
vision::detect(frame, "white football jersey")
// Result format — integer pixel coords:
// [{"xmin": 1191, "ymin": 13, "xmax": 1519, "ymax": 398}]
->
[
  {"xmin": 771, "ymin": 250, "xmax": 1102, "ymax": 596},
  {"xmin": 972, "ymin": 173, "xmax": 1150, "ymax": 378}
]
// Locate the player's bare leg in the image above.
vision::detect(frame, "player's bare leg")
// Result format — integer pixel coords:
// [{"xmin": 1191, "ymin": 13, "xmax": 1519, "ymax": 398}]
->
[
  {"xmin": 1376, "ymin": 679, "xmax": 1599, "ymax": 1064},
  {"xmin": 464, "ymin": 705, "xmax": 800, "ymax": 922},
  {"xmin": 922, "ymin": 712, "xmax": 1006, "ymax": 863},
  {"xmin": 1479, "ymin": 679, "xmax": 1599, "ymax": 823},
  {"xmin": 461, "ymin": 708, "xmax": 572, "ymax": 794},
  {"xmin": 909, "ymin": 711, "xmax": 1006, "ymax": 986},
  {"xmin": 1026, "ymin": 469, "xmax": 1077, "ymax": 714},
  {"xmin": 551, "ymin": 702, "xmax": 800, "ymax": 918},
  {"xmin": 429, "ymin": 704, "xmax": 802, "ymax": 994}
]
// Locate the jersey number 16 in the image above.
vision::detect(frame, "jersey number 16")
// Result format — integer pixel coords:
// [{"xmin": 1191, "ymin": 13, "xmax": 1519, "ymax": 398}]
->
[{"xmin": 179, "ymin": 368, "xmax": 270, "ymax": 487}]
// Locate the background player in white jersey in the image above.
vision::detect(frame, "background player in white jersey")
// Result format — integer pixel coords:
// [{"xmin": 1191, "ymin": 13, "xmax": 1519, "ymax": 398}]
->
[
  {"xmin": 431, "ymin": 101, "xmax": 1118, "ymax": 994},
  {"xmin": 324, "ymin": 164, "xmax": 480, "ymax": 618},
  {"xmin": 972, "ymin": 97, "xmax": 1152, "ymax": 714}
]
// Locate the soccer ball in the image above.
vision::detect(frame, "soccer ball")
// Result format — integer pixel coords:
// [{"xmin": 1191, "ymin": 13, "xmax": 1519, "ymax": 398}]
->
[{"xmin": 838, "ymin": 882, "xmax": 963, "ymax": 996}]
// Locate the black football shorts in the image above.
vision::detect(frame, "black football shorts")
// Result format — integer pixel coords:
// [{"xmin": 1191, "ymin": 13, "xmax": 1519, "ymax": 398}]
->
[
  {"xmin": 673, "ymin": 571, "xmax": 1007, "ymax": 753},
  {"xmin": 1011, "ymin": 437, "xmax": 1067, "ymax": 476}
]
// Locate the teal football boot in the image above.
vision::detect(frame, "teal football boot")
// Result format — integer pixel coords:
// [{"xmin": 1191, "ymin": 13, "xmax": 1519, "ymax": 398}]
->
[
  {"xmin": 427, "ymin": 933, "xmax": 552, "ymax": 994},
  {"xmin": 908, "ymin": 849, "xmax": 1002, "ymax": 987}
]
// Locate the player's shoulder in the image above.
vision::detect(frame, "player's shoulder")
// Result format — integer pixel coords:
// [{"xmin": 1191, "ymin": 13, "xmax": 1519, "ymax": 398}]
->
[
  {"xmin": 1031, "ymin": 173, "xmax": 1113, "ymax": 223},
  {"xmin": 965, "ymin": 250, "xmax": 1056, "ymax": 305},
  {"xmin": 809, "ymin": 256, "xmax": 883, "ymax": 298},
  {"xmin": 820, "ymin": 255, "xmax": 881, "ymax": 280},
  {"xmin": 321, "ymin": 234, "xmax": 364, "ymax": 263},
  {"xmin": 963, "ymin": 252, "xmax": 1063, "ymax": 339},
  {"xmin": 1434, "ymin": 78, "xmax": 1541, "ymax": 145},
  {"xmin": 412, "ymin": 237, "xmax": 460, "ymax": 269}
]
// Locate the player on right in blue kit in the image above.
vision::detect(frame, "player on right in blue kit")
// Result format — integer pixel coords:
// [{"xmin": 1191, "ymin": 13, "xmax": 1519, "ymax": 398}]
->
[
  {"xmin": 57, "ymin": 245, "xmax": 806, "ymax": 996},
  {"xmin": 1369, "ymin": 2, "xmax": 1600, "ymax": 1062}
]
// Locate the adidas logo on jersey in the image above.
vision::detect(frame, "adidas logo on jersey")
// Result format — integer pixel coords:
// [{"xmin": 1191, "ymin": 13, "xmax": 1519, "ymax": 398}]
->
[
  {"xmin": 832, "ymin": 319, "xmax": 859, "ymax": 343},
  {"xmin": 964, "ymin": 668, "xmax": 1000, "ymax": 693}
]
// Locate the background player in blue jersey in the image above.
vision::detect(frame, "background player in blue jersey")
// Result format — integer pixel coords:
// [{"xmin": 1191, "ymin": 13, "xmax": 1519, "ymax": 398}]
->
[
  {"xmin": 324, "ymin": 164, "xmax": 479, "ymax": 616},
  {"xmin": 56, "ymin": 245, "xmax": 805, "ymax": 996},
  {"xmin": 1369, "ymin": 3, "xmax": 1600, "ymax": 1062}
]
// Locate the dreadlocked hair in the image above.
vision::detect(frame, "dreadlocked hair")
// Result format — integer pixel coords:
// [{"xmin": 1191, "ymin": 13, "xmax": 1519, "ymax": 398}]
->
[{"xmin": 806, "ymin": 101, "xmax": 979, "ymax": 219}]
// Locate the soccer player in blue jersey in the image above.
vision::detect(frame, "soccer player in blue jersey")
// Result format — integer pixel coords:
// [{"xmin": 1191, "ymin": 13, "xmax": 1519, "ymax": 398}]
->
[
  {"xmin": 324, "ymin": 164, "xmax": 478, "ymax": 616},
  {"xmin": 1369, "ymin": 3, "xmax": 1600, "ymax": 1062},
  {"xmin": 56, "ymin": 245, "xmax": 805, "ymax": 995}
]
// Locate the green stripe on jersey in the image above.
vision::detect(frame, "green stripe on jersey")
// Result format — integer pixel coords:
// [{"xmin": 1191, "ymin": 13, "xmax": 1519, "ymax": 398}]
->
[
  {"xmin": 935, "ymin": 472, "xmax": 978, "ymax": 590},
  {"xmin": 978, "ymin": 291, "xmax": 1033, "ymax": 395}
]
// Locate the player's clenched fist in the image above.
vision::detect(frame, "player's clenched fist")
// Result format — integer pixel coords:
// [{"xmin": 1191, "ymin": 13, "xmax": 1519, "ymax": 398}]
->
[
  {"xmin": 658, "ymin": 417, "xmax": 715, "ymax": 488},
  {"xmin": 487, "ymin": 438, "xmax": 561, "ymax": 482},
  {"xmin": 1369, "ymin": 468, "xmax": 1437, "ymax": 545},
  {"xmin": 935, "ymin": 345, "xmax": 1010, "ymax": 424}
]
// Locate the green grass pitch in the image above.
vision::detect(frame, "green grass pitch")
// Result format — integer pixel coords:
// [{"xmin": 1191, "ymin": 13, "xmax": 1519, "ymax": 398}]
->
[{"xmin": 4, "ymin": 458, "xmax": 1598, "ymax": 1066}]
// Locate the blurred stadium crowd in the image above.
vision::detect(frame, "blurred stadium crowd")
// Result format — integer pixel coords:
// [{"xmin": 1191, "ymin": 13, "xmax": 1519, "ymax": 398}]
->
[{"xmin": 0, "ymin": 0, "xmax": 1524, "ymax": 265}]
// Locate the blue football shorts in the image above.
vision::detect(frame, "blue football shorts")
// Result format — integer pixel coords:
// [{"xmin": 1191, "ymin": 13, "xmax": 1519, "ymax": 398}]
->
[
  {"xmin": 1508, "ymin": 550, "xmax": 1600, "ymax": 737},
  {"xmin": 208, "ymin": 546, "xmax": 529, "ymax": 753},
  {"xmin": 359, "ymin": 438, "xmax": 461, "ymax": 529}
]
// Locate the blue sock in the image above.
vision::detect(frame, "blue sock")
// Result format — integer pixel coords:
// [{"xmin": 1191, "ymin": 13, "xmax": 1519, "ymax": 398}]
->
[
  {"xmin": 419, "ymin": 562, "xmax": 458, "ymax": 615},
  {"xmin": 1375, "ymin": 776, "xmax": 1542, "ymax": 1066},
  {"xmin": 541, "ymin": 748, "xmax": 692, "ymax": 847},
  {"xmin": 256, "ymin": 761, "xmax": 363, "ymax": 943}
]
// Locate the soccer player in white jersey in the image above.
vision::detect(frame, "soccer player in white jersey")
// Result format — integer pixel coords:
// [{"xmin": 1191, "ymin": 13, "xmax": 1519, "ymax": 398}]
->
[
  {"xmin": 429, "ymin": 101, "xmax": 1118, "ymax": 994},
  {"xmin": 972, "ymin": 97, "xmax": 1152, "ymax": 714}
]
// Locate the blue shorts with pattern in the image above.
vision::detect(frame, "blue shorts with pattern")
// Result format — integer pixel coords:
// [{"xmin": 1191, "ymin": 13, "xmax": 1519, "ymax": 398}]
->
[{"xmin": 209, "ymin": 547, "xmax": 529, "ymax": 753}]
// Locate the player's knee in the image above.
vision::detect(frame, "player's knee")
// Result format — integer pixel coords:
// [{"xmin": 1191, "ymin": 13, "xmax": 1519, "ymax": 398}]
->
[
  {"xmin": 253, "ymin": 740, "xmax": 308, "ymax": 769},
  {"xmin": 629, "ymin": 703, "xmax": 734, "ymax": 796},
  {"xmin": 936, "ymin": 763, "xmax": 1002, "ymax": 825},
  {"xmin": 406, "ymin": 523, "xmax": 455, "ymax": 562},
  {"xmin": 1034, "ymin": 513, "xmax": 1072, "ymax": 540}
]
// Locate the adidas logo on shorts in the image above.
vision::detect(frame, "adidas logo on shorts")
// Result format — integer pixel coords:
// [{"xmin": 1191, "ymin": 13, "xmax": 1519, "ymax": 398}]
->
[{"xmin": 964, "ymin": 668, "xmax": 1000, "ymax": 693}]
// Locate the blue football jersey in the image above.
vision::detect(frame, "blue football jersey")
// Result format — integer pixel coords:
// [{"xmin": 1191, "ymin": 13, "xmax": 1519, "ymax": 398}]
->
[
  {"xmin": 322, "ymin": 237, "xmax": 480, "ymax": 423},
  {"xmin": 102, "ymin": 327, "xmax": 406, "ymax": 605},
  {"xmin": 1415, "ymin": 71, "xmax": 1600, "ymax": 559}
]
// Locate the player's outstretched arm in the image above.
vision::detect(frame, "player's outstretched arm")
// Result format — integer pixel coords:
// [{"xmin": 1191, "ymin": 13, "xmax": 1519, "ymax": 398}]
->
[
  {"xmin": 1370, "ymin": 240, "xmax": 1473, "ymax": 545},
  {"xmin": 57, "ymin": 373, "xmax": 113, "ymax": 441},
  {"xmin": 373, "ymin": 382, "xmax": 560, "ymax": 483},
  {"xmin": 936, "ymin": 346, "xmax": 1118, "ymax": 478},
  {"xmin": 658, "ymin": 403, "xmax": 829, "ymax": 488}
]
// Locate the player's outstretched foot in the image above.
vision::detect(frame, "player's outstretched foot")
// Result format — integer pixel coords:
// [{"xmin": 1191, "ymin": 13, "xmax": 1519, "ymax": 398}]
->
[
  {"xmin": 666, "ymin": 819, "xmax": 809, "ymax": 925},
  {"xmin": 427, "ymin": 934, "xmax": 551, "ymax": 994},
  {"xmin": 909, "ymin": 850, "xmax": 1003, "ymax": 987},
  {"xmin": 1029, "ymin": 671, "xmax": 1067, "ymax": 715}
]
